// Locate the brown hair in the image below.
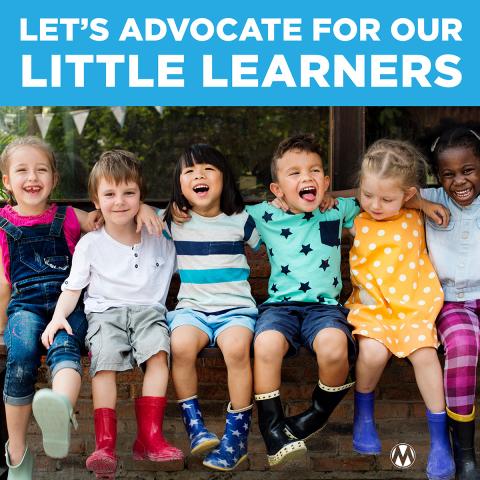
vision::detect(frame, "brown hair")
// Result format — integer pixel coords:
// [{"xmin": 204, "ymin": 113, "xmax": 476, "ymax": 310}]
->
[
  {"xmin": 360, "ymin": 139, "xmax": 427, "ymax": 190},
  {"xmin": 0, "ymin": 136, "xmax": 57, "ymax": 205},
  {"xmin": 88, "ymin": 150, "xmax": 145, "ymax": 203},
  {"xmin": 271, "ymin": 133, "xmax": 323, "ymax": 182}
]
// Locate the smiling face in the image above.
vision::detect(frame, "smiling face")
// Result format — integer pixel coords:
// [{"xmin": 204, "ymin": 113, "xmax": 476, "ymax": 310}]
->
[
  {"xmin": 437, "ymin": 146, "xmax": 480, "ymax": 207},
  {"xmin": 270, "ymin": 149, "xmax": 330, "ymax": 214},
  {"xmin": 2, "ymin": 145, "xmax": 57, "ymax": 215},
  {"xmin": 95, "ymin": 178, "xmax": 141, "ymax": 227},
  {"xmin": 179, "ymin": 161, "xmax": 223, "ymax": 217},
  {"xmin": 360, "ymin": 173, "xmax": 416, "ymax": 221}
]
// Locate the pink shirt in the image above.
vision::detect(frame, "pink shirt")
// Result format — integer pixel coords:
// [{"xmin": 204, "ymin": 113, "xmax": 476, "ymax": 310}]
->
[{"xmin": 0, "ymin": 204, "xmax": 81, "ymax": 285}]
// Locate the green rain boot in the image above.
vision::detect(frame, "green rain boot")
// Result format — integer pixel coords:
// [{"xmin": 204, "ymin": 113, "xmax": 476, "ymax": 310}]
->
[
  {"xmin": 5, "ymin": 441, "xmax": 34, "ymax": 480},
  {"xmin": 32, "ymin": 388, "xmax": 78, "ymax": 458}
]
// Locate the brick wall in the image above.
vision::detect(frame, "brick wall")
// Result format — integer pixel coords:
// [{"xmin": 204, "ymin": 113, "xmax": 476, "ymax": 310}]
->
[{"xmin": 17, "ymin": 245, "xmax": 480, "ymax": 479}]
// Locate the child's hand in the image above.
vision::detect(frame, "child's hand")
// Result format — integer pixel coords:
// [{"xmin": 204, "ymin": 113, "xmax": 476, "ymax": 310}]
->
[
  {"xmin": 87, "ymin": 209, "xmax": 104, "ymax": 231},
  {"xmin": 422, "ymin": 201, "xmax": 451, "ymax": 227},
  {"xmin": 41, "ymin": 316, "xmax": 73, "ymax": 349},
  {"xmin": 172, "ymin": 203, "xmax": 191, "ymax": 224},
  {"xmin": 269, "ymin": 197, "xmax": 289, "ymax": 211},
  {"xmin": 319, "ymin": 194, "xmax": 339, "ymax": 212},
  {"xmin": 136, "ymin": 203, "xmax": 163, "ymax": 235}
]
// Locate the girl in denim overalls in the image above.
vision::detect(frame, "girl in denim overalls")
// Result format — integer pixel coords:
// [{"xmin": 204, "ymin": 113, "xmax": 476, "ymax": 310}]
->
[{"xmin": 0, "ymin": 137, "xmax": 99, "ymax": 479}]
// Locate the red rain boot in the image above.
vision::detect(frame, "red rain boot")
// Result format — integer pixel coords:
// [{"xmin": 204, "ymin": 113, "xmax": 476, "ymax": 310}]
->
[
  {"xmin": 86, "ymin": 408, "xmax": 118, "ymax": 479},
  {"xmin": 132, "ymin": 396, "xmax": 184, "ymax": 462}
]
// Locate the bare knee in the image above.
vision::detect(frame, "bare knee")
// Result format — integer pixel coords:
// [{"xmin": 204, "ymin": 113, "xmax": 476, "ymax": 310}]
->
[
  {"xmin": 314, "ymin": 330, "xmax": 348, "ymax": 365},
  {"xmin": 171, "ymin": 337, "xmax": 199, "ymax": 365},
  {"xmin": 254, "ymin": 332, "xmax": 287, "ymax": 365},
  {"xmin": 222, "ymin": 341, "xmax": 251, "ymax": 367}
]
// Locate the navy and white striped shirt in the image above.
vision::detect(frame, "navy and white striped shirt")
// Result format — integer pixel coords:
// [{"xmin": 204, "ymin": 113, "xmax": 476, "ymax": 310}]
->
[{"xmin": 166, "ymin": 210, "xmax": 261, "ymax": 312}]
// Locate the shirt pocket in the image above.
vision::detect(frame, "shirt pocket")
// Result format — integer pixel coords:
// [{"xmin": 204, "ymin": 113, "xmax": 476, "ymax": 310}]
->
[
  {"xmin": 319, "ymin": 219, "xmax": 341, "ymax": 247},
  {"xmin": 426, "ymin": 218, "xmax": 455, "ymax": 232},
  {"xmin": 476, "ymin": 217, "xmax": 480, "ymax": 230}
]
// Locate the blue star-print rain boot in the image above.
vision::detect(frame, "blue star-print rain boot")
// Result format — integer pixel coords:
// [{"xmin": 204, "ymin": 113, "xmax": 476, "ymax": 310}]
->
[
  {"xmin": 426, "ymin": 409, "xmax": 456, "ymax": 480},
  {"xmin": 203, "ymin": 403, "xmax": 252, "ymax": 471},
  {"xmin": 178, "ymin": 395, "xmax": 220, "ymax": 455}
]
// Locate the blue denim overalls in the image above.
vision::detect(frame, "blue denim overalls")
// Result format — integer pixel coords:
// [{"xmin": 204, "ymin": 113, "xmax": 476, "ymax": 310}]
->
[{"xmin": 0, "ymin": 206, "xmax": 87, "ymax": 405}]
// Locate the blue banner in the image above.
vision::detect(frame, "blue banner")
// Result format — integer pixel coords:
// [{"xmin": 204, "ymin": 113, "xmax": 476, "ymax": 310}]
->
[{"xmin": 1, "ymin": 0, "xmax": 478, "ymax": 105}]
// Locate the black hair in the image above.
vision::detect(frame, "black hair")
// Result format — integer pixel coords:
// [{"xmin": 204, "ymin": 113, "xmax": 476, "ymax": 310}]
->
[
  {"xmin": 164, "ymin": 144, "xmax": 244, "ymax": 224},
  {"xmin": 428, "ymin": 124, "xmax": 480, "ymax": 177}
]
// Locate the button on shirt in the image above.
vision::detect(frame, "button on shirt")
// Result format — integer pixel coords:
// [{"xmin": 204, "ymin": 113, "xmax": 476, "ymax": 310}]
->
[
  {"xmin": 62, "ymin": 227, "xmax": 176, "ymax": 313},
  {"xmin": 421, "ymin": 187, "xmax": 480, "ymax": 302}
]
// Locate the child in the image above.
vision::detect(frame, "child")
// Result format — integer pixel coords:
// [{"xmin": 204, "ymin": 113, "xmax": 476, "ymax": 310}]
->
[
  {"xmin": 42, "ymin": 150, "xmax": 183, "ymax": 480},
  {"xmin": 164, "ymin": 144, "xmax": 260, "ymax": 471},
  {"xmin": 0, "ymin": 136, "xmax": 98, "ymax": 479},
  {"xmin": 247, "ymin": 134, "xmax": 359, "ymax": 466},
  {"xmin": 422, "ymin": 126, "xmax": 480, "ymax": 480},
  {"xmin": 346, "ymin": 139, "xmax": 455, "ymax": 480}
]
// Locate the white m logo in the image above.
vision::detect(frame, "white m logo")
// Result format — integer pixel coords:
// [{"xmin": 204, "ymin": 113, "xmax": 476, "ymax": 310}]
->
[{"xmin": 390, "ymin": 443, "xmax": 416, "ymax": 469}]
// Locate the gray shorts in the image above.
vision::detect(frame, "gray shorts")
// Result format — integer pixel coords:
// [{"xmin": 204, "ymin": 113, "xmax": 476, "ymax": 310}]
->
[{"xmin": 86, "ymin": 305, "xmax": 170, "ymax": 377}]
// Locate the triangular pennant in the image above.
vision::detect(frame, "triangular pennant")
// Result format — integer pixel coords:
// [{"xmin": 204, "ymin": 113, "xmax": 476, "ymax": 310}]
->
[
  {"xmin": 70, "ymin": 109, "xmax": 90, "ymax": 135},
  {"xmin": 154, "ymin": 106, "xmax": 164, "ymax": 115},
  {"xmin": 4, "ymin": 113, "xmax": 17, "ymax": 131},
  {"xmin": 111, "ymin": 107, "xmax": 127, "ymax": 128},
  {"xmin": 35, "ymin": 113, "xmax": 54, "ymax": 139}
]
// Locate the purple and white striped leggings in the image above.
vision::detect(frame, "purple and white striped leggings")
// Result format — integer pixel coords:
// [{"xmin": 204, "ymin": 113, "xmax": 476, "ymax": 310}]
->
[{"xmin": 436, "ymin": 299, "xmax": 480, "ymax": 415}]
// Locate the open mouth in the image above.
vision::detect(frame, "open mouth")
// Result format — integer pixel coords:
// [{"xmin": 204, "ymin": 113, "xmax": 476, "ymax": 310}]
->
[
  {"xmin": 24, "ymin": 186, "xmax": 41, "ymax": 194},
  {"xmin": 299, "ymin": 186, "xmax": 317, "ymax": 202},
  {"xmin": 193, "ymin": 184, "xmax": 209, "ymax": 195},
  {"xmin": 452, "ymin": 187, "xmax": 473, "ymax": 202}
]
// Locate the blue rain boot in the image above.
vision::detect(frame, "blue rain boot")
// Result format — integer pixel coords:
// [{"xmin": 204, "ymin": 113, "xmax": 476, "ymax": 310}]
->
[
  {"xmin": 353, "ymin": 391, "xmax": 381, "ymax": 455},
  {"xmin": 426, "ymin": 409, "xmax": 456, "ymax": 480},
  {"xmin": 203, "ymin": 403, "xmax": 252, "ymax": 471},
  {"xmin": 178, "ymin": 395, "xmax": 220, "ymax": 455}
]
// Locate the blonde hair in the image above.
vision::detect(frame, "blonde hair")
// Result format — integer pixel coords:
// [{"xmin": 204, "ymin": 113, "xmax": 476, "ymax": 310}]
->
[
  {"xmin": 88, "ymin": 150, "xmax": 145, "ymax": 203},
  {"xmin": 0, "ymin": 136, "xmax": 57, "ymax": 205},
  {"xmin": 360, "ymin": 139, "xmax": 427, "ymax": 190}
]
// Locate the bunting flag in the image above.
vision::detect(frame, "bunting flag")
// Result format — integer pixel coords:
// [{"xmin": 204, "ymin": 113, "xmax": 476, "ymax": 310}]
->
[
  {"xmin": 35, "ymin": 113, "xmax": 54, "ymax": 139},
  {"xmin": 111, "ymin": 106, "xmax": 127, "ymax": 128},
  {"xmin": 70, "ymin": 109, "xmax": 90, "ymax": 135},
  {"xmin": 154, "ymin": 106, "xmax": 164, "ymax": 115},
  {"xmin": 3, "ymin": 113, "xmax": 17, "ymax": 131}
]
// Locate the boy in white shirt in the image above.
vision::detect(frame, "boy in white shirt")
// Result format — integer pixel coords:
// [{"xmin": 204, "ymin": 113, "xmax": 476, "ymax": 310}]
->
[{"xmin": 42, "ymin": 150, "xmax": 182, "ymax": 479}]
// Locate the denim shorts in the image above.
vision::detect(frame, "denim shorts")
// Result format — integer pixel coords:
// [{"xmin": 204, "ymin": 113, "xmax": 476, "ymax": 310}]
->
[
  {"xmin": 86, "ymin": 305, "xmax": 170, "ymax": 376},
  {"xmin": 3, "ymin": 281, "xmax": 87, "ymax": 405},
  {"xmin": 167, "ymin": 306, "xmax": 257, "ymax": 346},
  {"xmin": 254, "ymin": 301, "xmax": 357, "ymax": 363}
]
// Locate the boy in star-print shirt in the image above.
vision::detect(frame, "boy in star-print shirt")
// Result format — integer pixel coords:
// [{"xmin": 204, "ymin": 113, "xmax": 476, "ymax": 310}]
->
[{"xmin": 247, "ymin": 134, "xmax": 359, "ymax": 467}]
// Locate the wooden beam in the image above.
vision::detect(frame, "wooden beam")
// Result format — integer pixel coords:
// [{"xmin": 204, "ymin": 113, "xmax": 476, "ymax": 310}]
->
[{"xmin": 330, "ymin": 107, "xmax": 366, "ymax": 190}]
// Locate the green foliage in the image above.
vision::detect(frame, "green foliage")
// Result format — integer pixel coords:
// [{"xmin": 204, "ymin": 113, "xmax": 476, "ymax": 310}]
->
[{"xmin": 1, "ymin": 107, "xmax": 329, "ymax": 202}]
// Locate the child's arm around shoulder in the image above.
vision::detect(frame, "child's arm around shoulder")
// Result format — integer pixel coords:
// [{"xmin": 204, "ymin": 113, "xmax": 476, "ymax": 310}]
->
[
  {"xmin": 73, "ymin": 208, "xmax": 103, "ymax": 234},
  {"xmin": 0, "ymin": 245, "xmax": 10, "ymax": 334},
  {"xmin": 405, "ymin": 192, "xmax": 450, "ymax": 227}
]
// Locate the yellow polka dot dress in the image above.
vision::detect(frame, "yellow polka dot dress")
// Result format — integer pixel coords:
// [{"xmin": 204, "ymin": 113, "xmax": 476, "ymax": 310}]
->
[{"xmin": 346, "ymin": 209, "xmax": 443, "ymax": 357}]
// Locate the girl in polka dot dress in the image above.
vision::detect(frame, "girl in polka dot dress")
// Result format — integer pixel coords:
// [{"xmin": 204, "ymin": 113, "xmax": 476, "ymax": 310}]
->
[{"xmin": 346, "ymin": 139, "xmax": 455, "ymax": 480}]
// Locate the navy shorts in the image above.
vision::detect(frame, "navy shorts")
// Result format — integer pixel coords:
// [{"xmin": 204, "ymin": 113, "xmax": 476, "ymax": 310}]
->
[{"xmin": 255, "ymin": 302, "xmax": 357, "ymax": 364}]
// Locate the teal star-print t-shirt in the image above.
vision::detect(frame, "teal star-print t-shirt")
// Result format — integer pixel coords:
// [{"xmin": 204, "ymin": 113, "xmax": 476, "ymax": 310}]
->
[{"xmin": 246, "ymin": 198, "xmax": 360, "ymax": 305}]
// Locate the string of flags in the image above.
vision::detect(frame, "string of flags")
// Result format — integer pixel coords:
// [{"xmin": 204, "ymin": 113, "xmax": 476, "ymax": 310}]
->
[{"xmin": 0, "ymin": 106, "xmax": 165, "ymax": 139}]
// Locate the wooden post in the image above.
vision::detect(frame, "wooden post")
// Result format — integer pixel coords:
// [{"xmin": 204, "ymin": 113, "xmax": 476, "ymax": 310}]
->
[{"xmin": 330, "ymin": 107, "xmax": 366, "ymax": 190}]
